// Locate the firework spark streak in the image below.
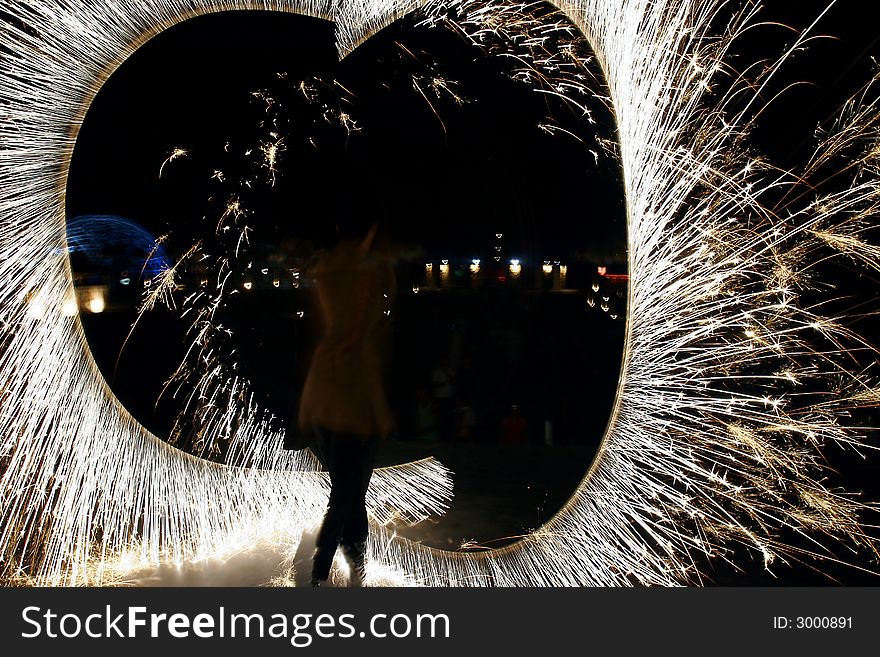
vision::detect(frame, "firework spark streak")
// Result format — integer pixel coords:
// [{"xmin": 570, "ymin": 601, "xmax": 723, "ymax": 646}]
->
[
  {"xmin": 158, "ymin": 147, "xmax": 189, "ymax": 179},
  {"xmin": 1, "ymin": 0, "xmax": 879, "ymax": 586}
]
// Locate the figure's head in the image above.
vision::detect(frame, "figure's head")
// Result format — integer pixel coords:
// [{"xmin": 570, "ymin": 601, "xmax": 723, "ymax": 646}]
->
[
  {"xmin": 322, "ymin": 158, "xmax": 380, "ymax": 248},
  {"xmin": 333, "ymin": 210, "xmax": 375, "ymax": 243}
]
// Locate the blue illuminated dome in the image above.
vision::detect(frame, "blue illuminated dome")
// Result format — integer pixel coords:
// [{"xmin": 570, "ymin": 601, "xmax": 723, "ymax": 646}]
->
[{"xmin": 66, "ymin": 214, "xmax": 169, "ymax": 280}]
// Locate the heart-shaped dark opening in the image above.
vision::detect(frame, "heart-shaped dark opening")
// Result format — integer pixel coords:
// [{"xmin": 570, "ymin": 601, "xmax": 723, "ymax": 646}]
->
[{"xmin": 66, "ymin": 7, "xmax": 627, "ymax": 550}]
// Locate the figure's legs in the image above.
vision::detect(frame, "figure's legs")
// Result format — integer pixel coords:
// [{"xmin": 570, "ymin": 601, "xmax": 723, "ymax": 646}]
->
[
  {"xmin": 340, "ymin": 437, "xmax": 378, "ymax": 585},
  {"xmin": 310, "ymin": 432, "xmax": 378, "ymax": 586},
  {"xmin": 310, "ymin": 430, "xmax": 346, "ymax": 584}
]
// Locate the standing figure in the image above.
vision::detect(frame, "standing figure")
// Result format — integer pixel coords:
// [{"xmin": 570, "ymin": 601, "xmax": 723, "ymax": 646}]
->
[{"xmin": 297, "ymin": 220, "xmax": 395, "ymax": 587}]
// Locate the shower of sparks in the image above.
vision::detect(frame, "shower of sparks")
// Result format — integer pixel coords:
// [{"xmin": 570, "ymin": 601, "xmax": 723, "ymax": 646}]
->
[
  {"xmin": 414, "ymin": 0, "xmax": 612, "ymax": 152},
  {"xmin": 1, "ymin": 0, "xmax": 879, "ymax": 587},
  {"xmin": 142, "ymin": 58, "xmax": 372, "ymax": 468},
  {"xmin": 141, "ymin": 241, "xmax": 201, "ymax": 312},
  {"xmin": 259, "ymin": 136, "xmax": 285, "ymax": 186},
  {"xmin": 158, "ymin": 147, "xmax": 190, "ymax": 179},
  {"xmin": 337, "ymin": 110, "xmax": 362, "ymax": 142}
]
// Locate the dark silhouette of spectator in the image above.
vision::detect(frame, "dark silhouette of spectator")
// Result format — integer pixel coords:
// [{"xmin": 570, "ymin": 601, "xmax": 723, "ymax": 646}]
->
[
  {"xmin": 414, "ymin": 386, "xmax": 440, "ymax": 442},
  {"xmin": 500, "ymin": 404, "xmax": 528, "ymax": 445},
  {"xmin": 453, "ymin": 397, "xmax": 476, "ymax": 441},
  {"xmin": 431, "ymin": 355, "xmax": 455, "ymax": 440},
  {"xmin": 456, "ymin": 351, "xmax": 480, "ymax": 409}
]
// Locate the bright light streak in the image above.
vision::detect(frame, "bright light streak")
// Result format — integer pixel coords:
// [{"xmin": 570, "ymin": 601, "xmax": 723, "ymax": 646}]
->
[{"xmin": 159, "ymin": 147, "xmax": 189, "ymax": 179}]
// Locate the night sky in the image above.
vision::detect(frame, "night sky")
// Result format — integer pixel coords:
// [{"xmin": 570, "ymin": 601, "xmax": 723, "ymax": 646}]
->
[{"xmin": 66, "ymin": 9, "xmax": 626, "ymax": 263}]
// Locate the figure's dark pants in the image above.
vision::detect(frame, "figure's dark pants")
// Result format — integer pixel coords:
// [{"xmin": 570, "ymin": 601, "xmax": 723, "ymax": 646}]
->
[{"xmin": 310, "ymin": 430, "xmax": 378, "ymax": 581}]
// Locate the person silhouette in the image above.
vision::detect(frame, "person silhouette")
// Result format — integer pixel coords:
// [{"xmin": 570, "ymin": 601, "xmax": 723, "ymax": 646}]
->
[{"xmin": 296, "ymin": 218, "xmax": 395, "ymax": 586}]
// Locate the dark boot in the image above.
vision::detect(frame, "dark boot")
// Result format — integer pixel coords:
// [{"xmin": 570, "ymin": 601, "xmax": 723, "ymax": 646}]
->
[
  {"xmin": 341, "ymin": 541, "xmax": 367, "ymax": 587},
  {"xmin": 310, "ymin": 545, "xmax": 334, "ymax": 587}
]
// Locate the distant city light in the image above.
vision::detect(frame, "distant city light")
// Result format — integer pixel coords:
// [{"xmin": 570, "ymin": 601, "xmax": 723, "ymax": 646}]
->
[
  {"xmin": 88, "ymin": 293, "xmax": 105, "ymax": 314},
  {"xmin": 439, "ymin": 261, "xmax": 450, "ymax": 287}
]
